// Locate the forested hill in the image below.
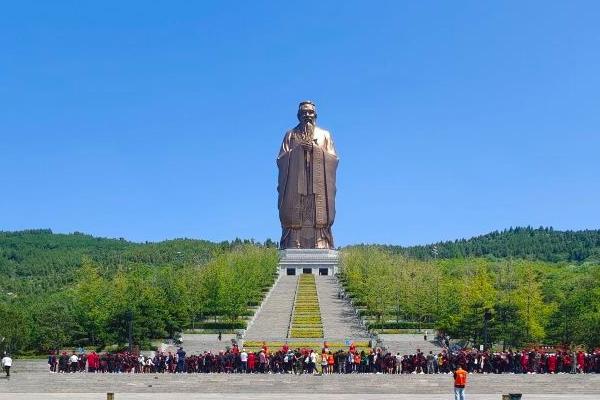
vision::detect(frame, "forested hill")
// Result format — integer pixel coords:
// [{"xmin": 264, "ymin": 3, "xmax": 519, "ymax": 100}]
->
[
  {"xmin": 0, "ymin": 229, "xmax": 276, "ymax": 296},
  {"xmin": 0, "ymin": 230, "xmax": 279, "ymax": 353},
  {"xmin": 3, "ymin": 227, "xmax": 599, "ymax": 288},
  {"xmin": 377, "ymin": 227, "xmax": 600, "ymax": 263}
]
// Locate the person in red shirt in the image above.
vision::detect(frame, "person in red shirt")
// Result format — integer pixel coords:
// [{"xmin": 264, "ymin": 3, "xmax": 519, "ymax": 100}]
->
[
  {"xmin": 577, "ymin": 351, "xmax": 585, "ymax": 373},
  {"xmin": 547, "ymin": 353, "xmax": 557, "ymax": 374},
  {"xmin": 247, "ymin": 352, "xmax": 256, "ymax": 373},
  {"xmin": 353, "ymin": 352, "xmax": 361, "ymax": 373},
  {"xmin": 562, "ymin": 352, "xmax": 571, "ymax": 373},
  {"xmin": 87, "ymin": 351, "xmax": 99, "ymax": 373},
  {"xmin": 349, "ymin": 342, "xmax": 356, "ymax": 354},
  {"xmin": 520, "ymin": 351, "xmax": 529, "ymax": 373}
]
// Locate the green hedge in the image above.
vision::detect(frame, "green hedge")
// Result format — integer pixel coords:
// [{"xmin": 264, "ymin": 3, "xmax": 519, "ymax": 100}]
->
[
  {"xmin": 195, "ymin": 321, "xmax": 246, "ymax": 329},
  {"xmin": 366, "ymin": 321, "xmax": 435, "ymax": 330},
  {"xmin": 357, "ymin": 309, "xmax": 372, "ymax": 317}
]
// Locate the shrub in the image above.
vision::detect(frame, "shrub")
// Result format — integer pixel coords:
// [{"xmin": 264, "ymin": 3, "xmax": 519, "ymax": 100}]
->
[
  {"xmin": 195, "ymin": 321, "xmax": 246, "ymax": 329},
  {"xmin": 366, "ymin": 321, "xmax": 435, "ymax": 330}
]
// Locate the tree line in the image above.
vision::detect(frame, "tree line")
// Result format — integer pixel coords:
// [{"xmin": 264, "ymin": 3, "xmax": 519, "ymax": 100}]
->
[
  {"xmin": 363, "ymin": 226, "xmax": 600, "ymax": 263},
  {"xmin": 340, "ymin": 246, "xmax": 600, "ymax": 349},
  {"xmin": 0, "ymin": 230, "xmax": 277, "ymax": 354}
]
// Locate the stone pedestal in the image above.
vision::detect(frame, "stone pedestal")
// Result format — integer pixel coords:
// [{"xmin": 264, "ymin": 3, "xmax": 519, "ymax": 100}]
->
[{"xmin": 278, "ymin": 248, "xmax": 339, "ymax": 276}]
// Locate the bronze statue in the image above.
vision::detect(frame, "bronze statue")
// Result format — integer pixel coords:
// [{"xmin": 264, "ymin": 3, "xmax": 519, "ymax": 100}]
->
[{"xmin": 277, "ymin": 101, "xmax": 338, "ymax": 249}]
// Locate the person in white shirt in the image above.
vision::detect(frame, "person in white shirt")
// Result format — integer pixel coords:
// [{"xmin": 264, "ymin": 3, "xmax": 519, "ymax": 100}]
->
[
  {"xmin": 240, "ymin": 349, "xmax": 248, "ymax": 373},
  {"xmin": 145, "ymin": 357, "xmax": 154, "ymax": 373},
  {"xmin": 1, "ymin": 354, "xmax": 12, "ymax": 377},
  {"xmin": 309, "ymin": 350, "xmax": 317, "ymax": 374},
  {"xmin": 69, "ymin": 353, "xmax": 79, "ymax": 373}
]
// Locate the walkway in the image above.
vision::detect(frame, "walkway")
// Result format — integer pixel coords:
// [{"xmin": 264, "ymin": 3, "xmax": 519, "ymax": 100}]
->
[
  {"xmin": 244, "ymin": 276, "xmax": 297, "ymax": 339},
  {"xmin": 315, "ymin": 275, "xmax": 371, "ymax": 340}
]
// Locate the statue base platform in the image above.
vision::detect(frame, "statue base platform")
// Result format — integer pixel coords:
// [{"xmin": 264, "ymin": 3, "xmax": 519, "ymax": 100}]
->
[{"xmin": 278, "ymin": 248, "xmax": 339, "ymax": 276}]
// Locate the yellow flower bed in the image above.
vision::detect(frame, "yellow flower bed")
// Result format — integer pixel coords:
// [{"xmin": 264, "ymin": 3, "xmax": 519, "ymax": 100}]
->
[
  {"xmin": 292, "ymin": 318, "xmax": 322, "ymax": 324},
  {"xmin": 242, "ymin": 340, "xmax": 372, "ymax": 352},
  {"xmin": 291, "ymin": 325, "xmax": 323, "ymax": 329},
  {"xmin": 289, "ymin": 329, "xmax": 322, "ymax": 338},
  {"xmin": 244, "ymin": 340, "xmax": 371, "ymax": 348},
  {"xmin": 289, "ymin": 274, "xmax": 323, "ymax": 338}
]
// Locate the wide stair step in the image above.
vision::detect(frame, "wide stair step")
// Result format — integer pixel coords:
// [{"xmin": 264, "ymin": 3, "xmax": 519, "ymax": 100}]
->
[
  {"xmin": 244, "ymin": 275, "xmax": 297, "ymax": 339},
  {"xmin": 315, "ymin": 275, "xmax": 371, "ymax": 339},
  {"xmin": 379, "ymin": 333, "xmax": 443, "ymax": 355}
]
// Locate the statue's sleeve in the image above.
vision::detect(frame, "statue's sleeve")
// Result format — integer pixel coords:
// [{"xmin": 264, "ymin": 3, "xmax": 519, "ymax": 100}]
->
[
  {"xmin": 325, "ymin": 131, "xmax": 337, "ymax": 157},
  {"xmin": 278, "ymin": 131, "xmax": 293, "ymax": 159},
  {"xmin": 278, "ymin": 141, "xmax": 304, "ymax": 229},
  {"xmin": 277, "ymin": 155, "xmax": 288, "ymax": 207},
  {"xmin": 277, "ymin": 132, "xmax": 292, "ymax": 210},
  {"xmin": 324, "ymin": 150, "xmax": 338, "ymax": 225}
]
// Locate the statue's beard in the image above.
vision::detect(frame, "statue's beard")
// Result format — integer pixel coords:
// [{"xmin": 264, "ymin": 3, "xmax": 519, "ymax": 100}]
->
[{"xmin": 301, "ymin": 120, "xmax": 315, "ymax": 140}]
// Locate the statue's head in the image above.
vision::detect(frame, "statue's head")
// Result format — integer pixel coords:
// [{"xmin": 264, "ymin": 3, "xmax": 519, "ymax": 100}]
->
[{"xmin": 297, "ymin": 101, "xmax": 317, "ymax": 125}]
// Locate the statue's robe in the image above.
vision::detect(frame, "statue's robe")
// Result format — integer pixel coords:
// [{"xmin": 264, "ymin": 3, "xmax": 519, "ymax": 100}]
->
[{"xmin": 277, "ymin": 125, "xmax": 338, "ymax": 249}]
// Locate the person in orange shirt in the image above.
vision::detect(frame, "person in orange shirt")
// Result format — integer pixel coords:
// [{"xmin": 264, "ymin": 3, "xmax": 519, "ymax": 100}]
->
[
  {"xmin": 327, "ymin": 352, "xmax": 334, "ymax": 374},
  {"xmin": 354, "ymin": 352, "xmax": 361, "ymax": 373},
  {"xmin": 349, "ymin": 342, "xmax": 356, "ymax": 354},
  {"xmin": 453, "ymin": 365, "xmax": 467, "ymax": 400}
]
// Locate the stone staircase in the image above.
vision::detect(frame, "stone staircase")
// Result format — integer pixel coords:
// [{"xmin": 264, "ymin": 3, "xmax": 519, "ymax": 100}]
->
[
  {"xmin": 167, "ymin": 333, "xmax": 237, "ymax": 354},
  {"xmin": 244, "ymin": 275, "xmax": 298, "ymax": 339},
  {"xmin": 315, "ymin": 275, "xmax": 371, "ymax": 340},
  {"xmin": 378, "ymin": 333, "xmax": 443, "ymax": 355},
  {"xmin": 245, "ymin": 274, "xmax": 372, "ymax": 341}
]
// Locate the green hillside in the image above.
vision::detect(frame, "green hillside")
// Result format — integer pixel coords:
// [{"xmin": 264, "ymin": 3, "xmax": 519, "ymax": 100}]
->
[
  {"xmin": 0, "ymin": 229, "xmax": 278, "ymax": 354},
  {"xmin": 0, "ymin": 229, "xmax": 276, "ymax": 297},
  {"xmin": 373, "ymin": 226, "xmax": 600, "ymax": 263}
]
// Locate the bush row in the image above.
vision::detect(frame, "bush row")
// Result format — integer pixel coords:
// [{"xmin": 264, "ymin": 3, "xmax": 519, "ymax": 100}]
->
[
  {"xmin": 194, "ymin": 321, "xmax": 247, "ymax": 329},
  {"xmin": 365, "ymin": 321, "xmax": 435, "ymax": 330}
]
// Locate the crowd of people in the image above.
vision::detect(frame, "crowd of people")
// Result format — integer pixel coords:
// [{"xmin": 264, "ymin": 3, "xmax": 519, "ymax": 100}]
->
[{"xmin": 48, "ymin": 343, "xmax": 600, "ymax": 375}]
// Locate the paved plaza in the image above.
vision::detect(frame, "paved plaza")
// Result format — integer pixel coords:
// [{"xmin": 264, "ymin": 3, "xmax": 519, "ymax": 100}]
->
[
  {"xmin": 1, "ymin": 360, "xmax": 599, "ymax": 399},
  {"xmin": 0, "ymin": 395, "xmax": 599, "ymax": 400}
]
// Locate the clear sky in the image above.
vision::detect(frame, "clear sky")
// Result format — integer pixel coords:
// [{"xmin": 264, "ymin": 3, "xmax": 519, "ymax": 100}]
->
[{"xmin": 1, "ymin": 1, "xmax": 599, "ymax": 246}]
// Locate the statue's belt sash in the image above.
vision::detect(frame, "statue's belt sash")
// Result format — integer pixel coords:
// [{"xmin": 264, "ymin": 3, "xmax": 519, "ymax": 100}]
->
[{"xmin": 313, "ymin": 147, "xmax": 327, "ymax": 228}]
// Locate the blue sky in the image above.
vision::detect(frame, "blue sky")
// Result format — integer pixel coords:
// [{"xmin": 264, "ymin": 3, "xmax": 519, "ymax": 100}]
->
[{"xmin": 1, "ymin": 1, "xmax": 599, "ymax": 246}]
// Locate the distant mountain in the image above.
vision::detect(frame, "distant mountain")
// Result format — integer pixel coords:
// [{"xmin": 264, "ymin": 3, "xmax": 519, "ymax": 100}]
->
[{"xmin": 375, "ymin": 226, "xmax": 600, "ymax": 262}]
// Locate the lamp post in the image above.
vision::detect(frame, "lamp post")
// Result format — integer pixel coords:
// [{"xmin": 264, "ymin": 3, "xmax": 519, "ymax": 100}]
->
[
  {"xmin": 483, "ymin": 308, "xmax": 492, "ymax": 350},
  {"xmin": 126, "ymin": 310, "xmax": 133, "ymax": 352},
  {"xmin": 563, "ymin": 302, "xmax": 569, "ymax": 346},
  {"xmin": 432, "ymin": 246, "xmax": 439, "ymax": 316}
]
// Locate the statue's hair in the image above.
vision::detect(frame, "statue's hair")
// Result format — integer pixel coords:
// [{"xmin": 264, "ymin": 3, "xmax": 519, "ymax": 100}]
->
[{"xmin": 298, "ymin": 100, "xmax": 316, "ymax": 109}]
